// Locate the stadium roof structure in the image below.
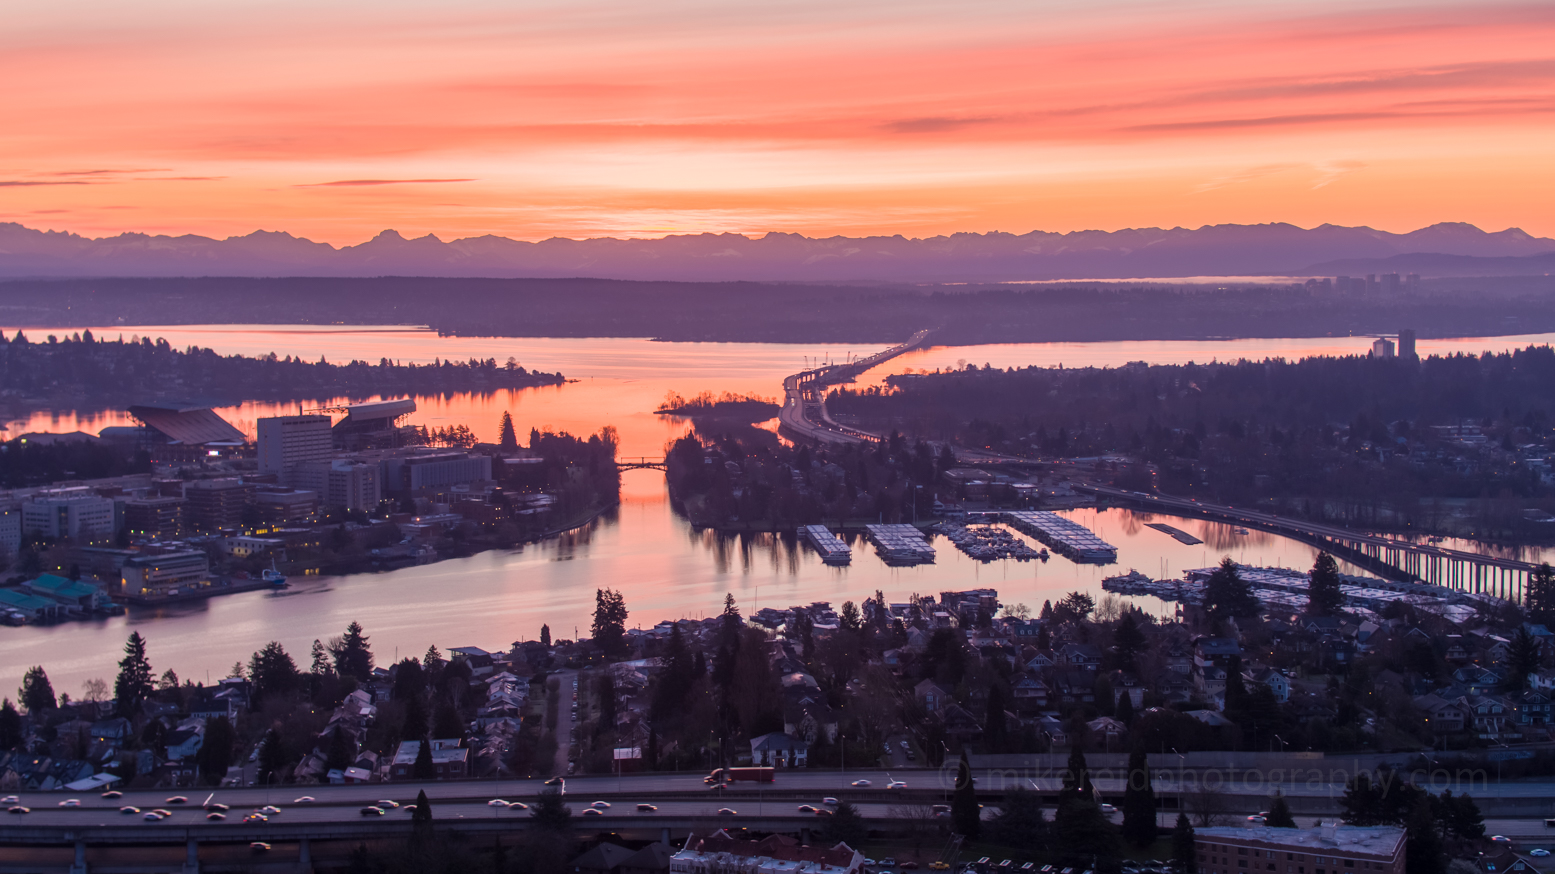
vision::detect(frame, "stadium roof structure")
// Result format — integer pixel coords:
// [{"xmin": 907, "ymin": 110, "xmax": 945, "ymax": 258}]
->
[{"xmin": 127, "ymin": 405, "xmax": 246, "ymax": 445}]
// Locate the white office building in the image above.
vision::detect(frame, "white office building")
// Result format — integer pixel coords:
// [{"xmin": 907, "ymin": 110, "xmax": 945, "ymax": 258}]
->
[
  {"xmin": 23, "ymin": 490, "xmax": 116, "ymax": 542},
  {"xmin": 257, "ymin": 415, "xmax": 334, "ymax": 483}
]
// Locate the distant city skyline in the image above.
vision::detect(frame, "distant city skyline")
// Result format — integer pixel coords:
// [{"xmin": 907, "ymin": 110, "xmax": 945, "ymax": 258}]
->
[{"xmin": 4, "ymin": 0, "xmax": 1553, "ymax": 242}]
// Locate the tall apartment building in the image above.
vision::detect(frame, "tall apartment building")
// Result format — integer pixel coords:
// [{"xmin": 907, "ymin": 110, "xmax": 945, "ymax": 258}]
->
[
  {"xmin": 185, "ymin": 478, "xmax": 255, "ymax": 532},
  {"xmin": 122, "ymin": 496, "xmax": 185, "ymax": 540},
  {"xmin": 257, "ymin": 415, "xmax": 334, "ymax": 484},
  {"xmin": 1398, "ymin": 328, "xmax": 1417, "ymax": 361},
  {"xmin": 1371, "ymin": 337, "xmax": 1396, "ymax": 359},
  {"xmin": 1195, "ymin": 823, "xmax": 1404, "ymax": 874},
  {"xmin": 23, "ymin": 490, "xmax": 116, "ymax": 542}
]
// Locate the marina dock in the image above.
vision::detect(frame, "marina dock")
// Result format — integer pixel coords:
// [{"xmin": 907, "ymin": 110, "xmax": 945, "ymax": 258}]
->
[
  {"xmin": 864, "ymin": 523, "xmax": 936, "ymax": 563},
  {"xmin": 1005, "ymin": 510, "xmax": 1118, "ymax": 563},
  {"xmin": 800, "ymin": 524, "xmax": 853, "ymax": 564},
  {"xmin": 1145, "ymin": 522, "xmax": 1203, "ymax": 545}
]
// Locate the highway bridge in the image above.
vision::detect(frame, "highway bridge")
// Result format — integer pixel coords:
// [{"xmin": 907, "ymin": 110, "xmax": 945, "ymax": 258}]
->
[
  {"xmin": 1079, "ymin": 484, "xmax": 1544, "ymax": 599},
  {"xmin": 778, "ymin": 330, "xmax": 933, "ymax": 445}
]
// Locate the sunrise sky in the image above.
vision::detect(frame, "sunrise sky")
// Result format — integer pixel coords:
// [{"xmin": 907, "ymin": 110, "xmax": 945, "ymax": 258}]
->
[{"xmin": 4, "ymin": 0, "xmax": 1554, "ymax": 244}]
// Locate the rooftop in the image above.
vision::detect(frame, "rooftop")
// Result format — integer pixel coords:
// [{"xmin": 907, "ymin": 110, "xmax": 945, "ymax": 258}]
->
[{"xmin": 1196, "ymin": 824, "xmax": 1405, "ymax": 857}]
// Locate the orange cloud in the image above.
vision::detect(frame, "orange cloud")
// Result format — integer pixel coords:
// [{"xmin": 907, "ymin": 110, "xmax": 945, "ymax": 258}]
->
[{"xmin": 1, "ymin": 1, "xmax": 1552, "ymax": 242}]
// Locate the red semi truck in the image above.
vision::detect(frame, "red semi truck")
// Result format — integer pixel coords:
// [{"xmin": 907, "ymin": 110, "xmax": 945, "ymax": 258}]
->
[{"xmin": 704, "ymin": 767, "xmax": 775, "ymax": 784}]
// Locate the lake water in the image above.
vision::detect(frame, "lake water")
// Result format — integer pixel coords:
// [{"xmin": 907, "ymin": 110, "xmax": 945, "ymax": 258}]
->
[{"xmin": 2, "ymin": 327, "xmax": 1552, "ymax": 697}]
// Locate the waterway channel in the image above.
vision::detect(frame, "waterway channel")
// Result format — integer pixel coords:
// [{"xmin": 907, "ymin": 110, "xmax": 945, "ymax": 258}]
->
[{"xmin": 2, "ymin": 327, "xmax": 1552, "ymax": 696}]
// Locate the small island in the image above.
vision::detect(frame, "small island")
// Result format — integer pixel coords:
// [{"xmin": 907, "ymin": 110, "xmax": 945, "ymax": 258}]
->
[{"xmin": 656, "ymin": 390, "xmax": 779, "ymax": 422}]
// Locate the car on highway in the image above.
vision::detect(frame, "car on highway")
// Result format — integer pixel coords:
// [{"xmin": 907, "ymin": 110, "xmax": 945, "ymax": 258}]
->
[
  {"xmin": 822, "ymin": 797, "xmax": 839, "ymax": 805},
  {"xmin": 1491, "ymin": 836, "xmax": 1511, "ymax": 844},
  {"xmin": 887, "ymin": 779, "xmax": 907, "ymax": 789},
  {"xmin": 851, "ymin": 779, "xmax": 872, "ymax": 787},
  {"xmin": 545, "ymin": 777, "xmax": 565, "ymax": 787},
  {"xmin": 58, "ymin": 799, "xmax": 80, "ymax": 807},
  {"xmin": 1245, "ymin": 814, "xmax": 1265, "ymax": 824},
  {"xmin": 582, "ymin": 808, "xmax": 603, "ymax": 816},
  {"xmin": 251, "ymin": 842, "xmax": 272, "ymax": 853},
  {"xmin": 102, "ymin": 791, "xmax": 123, "ymax": 799},
  {"xmin": 360, "ymin": 807, "xmax": 386, "ymax": 816},
  {"xmin": 120, "ymin": 806, "xmax": 141, "ymax": 815},
  {"xmin": 899, "ymin": 741, "xmax": 909, "ymax": 750},
  {"xmin": 814, "ymin": 808, "xmax": 833, "ymax": 817},
  {"xmin": 259, "ymin": 805, "xmax": 281, "ymax": 815},
  {"xmin": 637, "ymin": 804, "xmax": 658, "ymax": 812},
  {"xmin": 797, "ymin": 805, "xmax": 817, "ymax": 813},
  {"xmin": 294, "ymin": 796, "xmax": 316, "ymax": 804},
  {"xmin": 206, "ymin": 812, "xmax": 226, "ymax": 821},
  {"xmin": 591, "ymin": 801, "xmax": 611, "ymax": 809},
  {"xmin": 0, "ymin": 796, "xmax": 17, "ymax": 804},
  {"xmin": 1529, "ymin": 850, "xmax": 1550, "ymax": 858},
  {"xmin": 376, "ymin": 800, "xmax": 400, "ymax": 809},
  {"xmin": 489, "ymin": 799, "xmax": 511, "ymax": 807},
  {"xmin": 507, "ymin": 801, "xmax": 529, "ymax": 810},
  {"xmin": 206, "ymin": 803, "xmax": 230, "ymax": 812},
  {"xmin": 152, "ymin": 809, "xmax": 174, "ymax": 817},
  {"xmin": 1099, "ymin": 804, "xmax": 1117, "ymax": 814},
  {"xmin": 166, "ymin": 796, "xmax": 188, "ymax": 804},
  {"xmin": 718, "ymin": 808, "xmax": 738, "ymax": 815},
  {"xmin": 243, "ymin": 813, "xmax": 267, "ymax": 823},
  {"xmin": 7, "ymin": 806, "xmax": 30, "ymax": 815},
  {"xmin": 881, "ymin": 858, "xmax": 898, "ymax": 867},
  {"xmin": 143, "ymin": 811, "xmax": 163, "ymax": 821}
]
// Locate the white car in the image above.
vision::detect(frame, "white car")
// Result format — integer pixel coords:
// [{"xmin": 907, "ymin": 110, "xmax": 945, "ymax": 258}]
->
[
  {"xmin": 887, "ymin": 780, "xmax": 907, "ymax": 789},
  {"xmin": 0, "ymin": 796, "xmax": 17, "ymax": 805},
  {"xmin": 1529, "ymin": 850, "xmax": 1550, "ymax": 858},
  {"xmin": 293, "ymin": 796, "xmax": 316, "ymax": 804},
  {"xmin": 1100, "ymin": 803, "xmax": 1117, "ymax": 814},
  {"xmin": 822, "ymin": 797, "xmax": 839, "ymax": 806},
  {"xmin": 851, "ymin": 780, "xmax": 871, "ymax": 787},
  {"xmin": 591, "ymin": 801, "xmax": 611, "ymax": 809},
  {"xmin": 1491, "ymin": 836, "xmax": 1511, "ymax": 844},
  {"xmin": 488, "ymin": 799, "xmax": 510, "ymax": 807},
  {"xmin": 58, "ymin": 799, "xmax": 81, "ymax": 807}
]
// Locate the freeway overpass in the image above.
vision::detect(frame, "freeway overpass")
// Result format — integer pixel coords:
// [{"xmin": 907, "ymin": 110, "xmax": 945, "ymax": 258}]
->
[
  {"xmin": 8, "ymin": 768, "xmax": 1555, "ymax": 871},
  {"xmin": 778, "ymin": 330, "xmax": 933, "ymax": 445}
]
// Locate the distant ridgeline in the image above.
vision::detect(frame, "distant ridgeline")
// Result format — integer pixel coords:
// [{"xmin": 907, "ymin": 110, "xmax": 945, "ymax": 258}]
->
[{"xmin": 0, "ymin": 330, "xmax": 564, "ymax": 408}]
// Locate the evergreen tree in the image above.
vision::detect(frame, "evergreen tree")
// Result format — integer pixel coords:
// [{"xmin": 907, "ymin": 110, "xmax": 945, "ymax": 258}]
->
[
  {"xmin": 434, "ymin": 702, "xmax": 465, "ymax": 739},
  {"xmin": 498, "ymin": 412, "xmax": 518, "ymax": 450},
  {"xmin": 1121, "ymin": 747, "xmax": 1157, "ymax": 847},
  {"xmin": 1115, "ymin": 690, "xmax": 1136, "ymax": 725},
  {"xmin": 19, "ymin": 666, "xmax": 55, "ymax": 715},
  {"xmin": 1204, "ymin": 557, "xmax": 1260, "ymax": 624},
  {"xmin": 984, "ymin": 684, "xmax": 1008, "ymax": 752},
  {"xmin": 413, "ymin": 738, "xmax": 435, "ymax": 779},
  {"xmin": 1064, "ymin": 745, "xmax": 1091, "ymax": 793},
  {"xmin": 987, "ymin": 787, "xmax": 1047, "ymax": 850},
  {"xmin": 1051, "ymin": 790, "xmax": 1118, "ymax": 867},
  {"xmin": 403, "ymin": 694, "xmax": 430, "ymax": 739},
  {"xmin": 1111, "ymin": 610, "xmax": 1147, "ymax": 670},
  {"xmin": 1436, "ymin": 790, "xmax": 1485, "ymax": 842},
  {"xmin": 310, "ymin": 639, "xmax": 331, "ymax": 676},
  {"xmin": 951, "ymin": 752, "xmax": 981, "ymax": 838},
  {"xmin": 597, "ymin": 674, "xmax": 617, "ymax": 736},
  {"xmin": 198, "ymin": 715, "xmax": 236, "ymax": 785},
  {"xmin": 1526, "ymin": 563, "xmax": 1555, "ymax": 626},
  {"xmin": 1403, "ymin": 794, "xmax": 1445, "ymax": 874},
  {"xmin": 591, "ymin": 588, "xmax": 629, "ymax": 657},
  {"xmin": 540, "ymin": 624, "xmax": 551, "ymax": 647},
  {"xmin": 1172, "ymin": 813, "xmax": 1197, "ymax": 874},
  {"xmin": 393, "ymin": 658, "xmax": 427, "ymax": 701},
  {"xmin": 412, "ymin": 788, "xmax": 433, "ymax": 830},
  {"xmin": 1266, "ymin": 791, "xmax": 1296, "ymax": 828},
  {"xmin": 1504, "ymin": 626, "xmax": 1541, "ymax": 692},
  {"xmin": 1307, "ymin": 552, "xmax": 1344, "ymax": 616},
  {"xmin": 114, "ymin": 632, "xmax": 154, "ymax": 717},
  {"xmin": 257, "ymin": 729, "xmax": 287, "ymax": 785},
  {"xmin": 248, "ymin": 641, "xmax": 300, "ymax": 705},
  {"xmin": 332, "ymin": 622, "xmax": 374, "ymax": 680},
  {"xmin": 326, "ymin": 728, "xmax": 356, "ymax": 772},
  {"xmin": 821, "ymin": 800, "xmax": 868, "ymax": 847},
  {"xmin": 530, "ymin": 788, "xmax": 572, "ymax": 831},
  {"xmin": 0, "ymin": 699, "xmax": 22, "ymax": 749}
]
